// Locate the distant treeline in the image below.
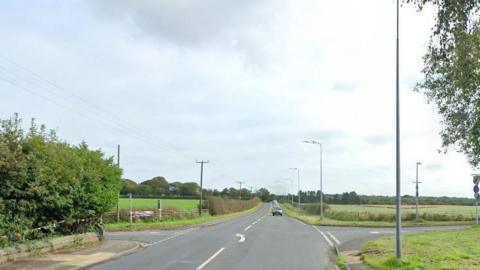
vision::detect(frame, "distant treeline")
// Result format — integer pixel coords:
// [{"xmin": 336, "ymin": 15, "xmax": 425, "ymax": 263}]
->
[
  {"xmin": 121, "ymin": 178, "xmax": 273, "ymax": 201},
  {"xmin": 278, "ymin": 191, "xmax": 475, "ymax": 206}
]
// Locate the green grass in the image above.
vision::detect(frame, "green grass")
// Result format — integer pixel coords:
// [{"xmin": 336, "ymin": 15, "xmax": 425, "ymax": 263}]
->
[
  {"xmin": 328, "ymin": 204, "xmax": 477, "ymax": 216},
  {"xmin": 362, "ymin": 226, "xmax": 480, "ymax": 270},
  {"xmin": 106, "ymin": 203, "xmax": 262, "ymax": 231},
  {"xmin": 281, "ymin": 203, "xmax": 472, "ymax": 227},
  {"xmin": 336, "ymin": 256, "xmax": 347, "ymax": 270},
  {"xmin": 117, "ymin": 198, "xmax": 198, "ymax": 210}
]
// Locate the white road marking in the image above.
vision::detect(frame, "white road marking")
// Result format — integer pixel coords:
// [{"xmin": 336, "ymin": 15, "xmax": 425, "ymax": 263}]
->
[
  {"xmin": 326, "ymin": 231, "xmax": 341, "ymax": 245},
  {"xmin": 196, "ymin": 247, "xmax": 225, "ymax": 270},
  {"xmin": 312, "ymin": 226, "xmax": 333, "ymax": 247},
  {"xmin": 236, "ymin": 233, "xmax": 245, "ymax": 243},
  {"xmin": 370, "ymin": 231, "xmax": 380, "ymax": 234},
  {"xmin": 335, "ymin": 265, "xmax": 340, "ymax": 270},
  {"xmin": 244, "ymin": 225, "xmax": 252, "ymax": 231},
  {"xmin": 143, "ymin": 228, "xmax": 196, "ymax": 247},
  {"xmin": 252, "ymin": 221, "xmax": 257, "ymax": 225}
]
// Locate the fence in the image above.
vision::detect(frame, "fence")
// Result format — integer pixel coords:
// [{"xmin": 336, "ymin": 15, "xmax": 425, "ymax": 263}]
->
[{"xmin": 103, "ymin": 208, "xmax": 209, "ymax": 224}]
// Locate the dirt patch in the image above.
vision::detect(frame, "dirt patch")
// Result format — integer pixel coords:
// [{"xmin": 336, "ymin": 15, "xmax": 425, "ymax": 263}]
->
[{"xmin": 341, "ymin": 250, "xmax": 363, "ymax": 265}]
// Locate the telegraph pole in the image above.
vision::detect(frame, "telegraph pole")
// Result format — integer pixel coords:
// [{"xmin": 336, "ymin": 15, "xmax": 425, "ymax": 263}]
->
[
  {"xmin": 237, "ymin": 181, "xmax": 245, "ymax": 200},
  {"xmin": 196, "ymin": 160, "xmax": 209, "ymax": 216},
  {"xmin": 413, "ymin": 162, "xmax": 422, "ymax": 222}
]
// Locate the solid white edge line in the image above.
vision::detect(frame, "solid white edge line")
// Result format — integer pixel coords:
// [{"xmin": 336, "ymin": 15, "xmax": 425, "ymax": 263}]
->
[
  {"xmin": 196, "ymin": 247, "xmax": 226, "ymax": 270},
  {"xmin": 244, "ymin": 225, "xmax": 252, "ymax": 231},
  {"xmin": 326, "ymin": 231, "xmax": 341, "ymax": 245},
  {"xmin": 312, "ymin": 226, "xmax": 333, "ymax": 247}
]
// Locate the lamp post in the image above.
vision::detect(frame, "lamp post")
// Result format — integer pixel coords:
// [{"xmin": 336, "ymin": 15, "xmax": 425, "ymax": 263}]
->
[
  {"xmin": 413, "ymin": 162, "xmax": 422, "ymax": 222},
  {"xmin": 395, "ymin": 0, "xmax": 402, "ymax": 259},
  {"xmin": 289, "ymin": 168, "xmax": 300, "ymax": 207},
  {"xmin": 304, "ymin": 140, "xmax": 324, "ymax": 219}
]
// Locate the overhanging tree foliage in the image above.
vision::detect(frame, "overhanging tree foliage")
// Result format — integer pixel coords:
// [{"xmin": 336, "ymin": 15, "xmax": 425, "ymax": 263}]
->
[
  {"xmin": 0, "ymin": 114, "xmax": 121, "ymax": 241},
  {"xmin": 405, "ymin": 0, "xmax": 480, "ymax": 167}
]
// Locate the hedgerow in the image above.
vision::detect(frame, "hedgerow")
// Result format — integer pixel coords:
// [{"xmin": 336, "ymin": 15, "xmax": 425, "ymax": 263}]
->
[{"xmin": 0, "ymin": 114, "xmax": 121, "ymax": 246}]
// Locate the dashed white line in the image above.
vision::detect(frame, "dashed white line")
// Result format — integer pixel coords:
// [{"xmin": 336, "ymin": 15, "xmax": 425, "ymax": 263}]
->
[
  {"xmin": 326, "ymin": 231, "xmax": 341, "ymax": 245},
  {"xmin": 252, "ymin": 221, "xmax": 257, "ymax": 225},
  {"xmin": 312, "ymin": 226, "xmax": 333, "ymax": 247},
  {"xmin": 196, "ymin": 247, "xmax": 225, "ymax": 270},
  {"xmin": 244, "ymin": 225, "xmax": 252, "ymax": 231}
]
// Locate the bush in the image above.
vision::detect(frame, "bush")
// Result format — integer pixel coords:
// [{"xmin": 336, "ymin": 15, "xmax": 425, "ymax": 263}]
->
[{"xmin": 0, "ymin": 114, "xmax": 121, "ymax": 246}]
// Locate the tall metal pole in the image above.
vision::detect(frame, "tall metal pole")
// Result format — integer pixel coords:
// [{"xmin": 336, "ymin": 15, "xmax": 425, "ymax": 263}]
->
[
  {"xmin": 395, "ymin": 0, "xmax": 402, "ymax": 259},
  {"xmin": 116, "ymin": 144, "xmax": 120, "ymax": 223},
  {"xmin": 196, "ymin": 160, "xmax": 209, "ymax": 216},
  {"xmin": 304, "ymin": 140, "xmax": 324, "ymax": 219},
  {"xmin": 415, "ymin": 162, "xmax": 422, "ymax": 222},
  {"xmin": 291, "ymin": 178, "xmax": 294, "ymax": 205},
  {"xmin": 297, "ymin": 169, "xmax": 301, "ymax": 207}
]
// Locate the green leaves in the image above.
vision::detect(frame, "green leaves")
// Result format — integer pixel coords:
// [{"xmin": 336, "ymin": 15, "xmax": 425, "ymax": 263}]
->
[
  {"xmin": 0, "ymin": 114, "xmax": 121, "ymax": 239},
  {"xmin": 406, "ymin": 0, "xmax": 480, "ymax": 167}
]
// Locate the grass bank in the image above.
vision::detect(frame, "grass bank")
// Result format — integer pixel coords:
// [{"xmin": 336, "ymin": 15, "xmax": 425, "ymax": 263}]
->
[
  {"xmin": 106, "ymin": 203, "xmax": 262, "ymax": 231},
  {"xmin": 362, "ymin": 226, "xmax": 480, "ymax": 270},
  {"xmin": 281, "ymin": 203, "xmax": 472, "ymax": 227}
]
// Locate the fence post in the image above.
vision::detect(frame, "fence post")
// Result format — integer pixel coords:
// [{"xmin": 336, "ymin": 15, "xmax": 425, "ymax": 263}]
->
[
  {"xmin": 158, "ymin": 199, "xmax": 162, "ymax": 220},
  {"xmin": 117, "ymin": 194, "xmax": 120, "ymax": 223},
  {"xmin": 129, "ymin": 193, "xmax": 133, "ymax": 225}
]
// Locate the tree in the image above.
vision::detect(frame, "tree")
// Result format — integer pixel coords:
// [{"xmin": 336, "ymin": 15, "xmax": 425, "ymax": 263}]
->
[
  {"xmin": 141, "ymin": 176, "xmax": 169, "ymax": 195},
  {"xmin": 406, "ymin": 0, "xmax": 480, "ymax": 167},
  {"xmin": 256, "ymin": 188, "xmax": 271, "ymax": 202}
]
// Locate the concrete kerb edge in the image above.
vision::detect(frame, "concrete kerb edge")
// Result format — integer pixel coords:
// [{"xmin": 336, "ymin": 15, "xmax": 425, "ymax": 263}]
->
[
  {"xmin": 72, "ymin": 241, "xmax": 141, "ymax": 270},
  {"xmin": 0, "ymin": 233, "xmax": 99, "ymax": 266},
  {"xmin": 334, "ymin": 244, "xmax": 351, "ymax": 270}
]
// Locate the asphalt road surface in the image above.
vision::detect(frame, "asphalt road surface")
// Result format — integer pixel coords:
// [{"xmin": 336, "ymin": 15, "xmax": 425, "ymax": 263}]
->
[{"xmin": 90, "ymin": 204, "xmax": 337, "ymax": 270}]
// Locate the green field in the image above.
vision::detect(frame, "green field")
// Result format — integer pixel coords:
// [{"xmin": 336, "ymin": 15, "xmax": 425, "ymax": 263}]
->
[
  {"xmin": 117, "ymin": 198, "xmax": 199, "ymax": 210},
  {"xmin": 328, "ymin": 204, "xmax": 476, "ymax": 217},
  {"xmin": 362, "ymin": 226, "xmax": 480, "ymax": 270}
]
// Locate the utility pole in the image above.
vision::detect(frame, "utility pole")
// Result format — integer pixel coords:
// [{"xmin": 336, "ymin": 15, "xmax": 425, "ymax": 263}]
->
[
  {"xmin": 395, "ymin": 0, "xmax": 402, "ymax": 259},
  {"xmin": 196, "ymin": 160, "xmax": 209, "ymax": 216},
  {"xmin": 304, "ymin": 140, "xmax": 324, "ymax": 219},
  {"xmin": 236, "ymin": 181, "xmax": 245, "ymax": 200},
  {"xmin": 289, "ymin": 168, "xmax": 300, "ymax": 207},
  {"xmin": 116, "ymin": 144, "xmax": 120, "ymax": 223},
  {"xmin": 250, "ymin": 186, "xmax": 253, "ymax": 199},
  {"xmin": 413, "ymin": 162, "xmax": 422, "ymax": 222}
]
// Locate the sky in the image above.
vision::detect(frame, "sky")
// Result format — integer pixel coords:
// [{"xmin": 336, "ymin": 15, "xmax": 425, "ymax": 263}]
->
[{"xmin": 0, "ymin": 0, "xmax": 476, "ymax": 197}]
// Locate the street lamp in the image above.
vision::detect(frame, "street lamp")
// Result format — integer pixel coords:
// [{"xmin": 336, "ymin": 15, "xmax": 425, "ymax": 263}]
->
[
  {"xmin": 395, "ymin": 0, "xmax": 402, "ymax": 259},
  {"xmin": 289, "ymin": 168, "xmax": 300, "ymax": 207},
  {"xmin": 413, "ymin": 162, "xmax": 422, "ymax": 222},
  {"xmin": 304, "ymin": 140, "xmax": 324, "ymax": 219}
]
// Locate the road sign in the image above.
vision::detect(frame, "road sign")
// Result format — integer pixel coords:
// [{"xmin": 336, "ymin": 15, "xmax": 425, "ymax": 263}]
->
[
  {"xmin": 474, "ymin": 185, "xmax": 479, "ymax": 194},
  {"xmin": 473, "ymin": 175, "xmax": 480, "ymax": 185}
]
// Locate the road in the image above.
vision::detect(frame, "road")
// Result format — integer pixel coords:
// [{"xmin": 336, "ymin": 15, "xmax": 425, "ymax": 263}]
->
[{"xmin": 90, "ymin": 204, "xmax": 337, "ymax": 270}]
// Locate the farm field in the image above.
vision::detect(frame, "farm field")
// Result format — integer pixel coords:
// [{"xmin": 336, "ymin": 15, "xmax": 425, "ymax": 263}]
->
[
  {"xmin": 117, "ymin": 198, "xmax": 199, "ymax": 210},
  {"xmin": 327, "ymin": 204, "xmax": 477, "ymax": 216}
]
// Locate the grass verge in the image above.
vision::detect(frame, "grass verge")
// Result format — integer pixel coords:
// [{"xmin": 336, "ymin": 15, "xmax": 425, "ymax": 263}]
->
[
  {"xmin": 362, "ymin": 226, "xmax": 480, "ymax": 270},
  {"xmin": 281, "ymin": 203, "xmax": 472, "ymax": 227},
  {"xmin": 105, "ymin": 203, "xmax": 262, "ymax": 231},
  {"xmin": 336, "ymin": 255, "xmax": 348, "ymax": 270}
]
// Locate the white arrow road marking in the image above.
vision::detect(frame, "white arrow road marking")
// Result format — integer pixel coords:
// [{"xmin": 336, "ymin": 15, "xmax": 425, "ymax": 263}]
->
[
  {"xmin": 312, "ymin": 226, "xmax": 333, "ymax": 247},
  {"xmin": 196, "ymin": 247, "xmax": 225, "ymax": 270},
  {"xmin": 236, "ymin": 233, "xmax": 245, "ymax": 243},
  {"xmin": 326, "ymin": 231, "xmax": 341, "ymax": 245}
]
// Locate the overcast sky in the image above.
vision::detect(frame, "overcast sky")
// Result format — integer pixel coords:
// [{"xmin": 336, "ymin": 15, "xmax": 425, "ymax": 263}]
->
[{"xmin": 0, "ymin": 0, "xmax": 475, "ymax": 197}]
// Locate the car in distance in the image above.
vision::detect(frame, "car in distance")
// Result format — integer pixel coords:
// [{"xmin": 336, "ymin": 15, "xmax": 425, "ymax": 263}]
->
[{"xmin": 272, "ymin": 206, "xmax": 283, "ymax": 216}]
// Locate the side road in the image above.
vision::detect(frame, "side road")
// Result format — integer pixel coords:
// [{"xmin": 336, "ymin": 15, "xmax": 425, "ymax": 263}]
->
[{"xmin": 0, "ymin": 204, "xmax": 263, "ymax": 270}]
